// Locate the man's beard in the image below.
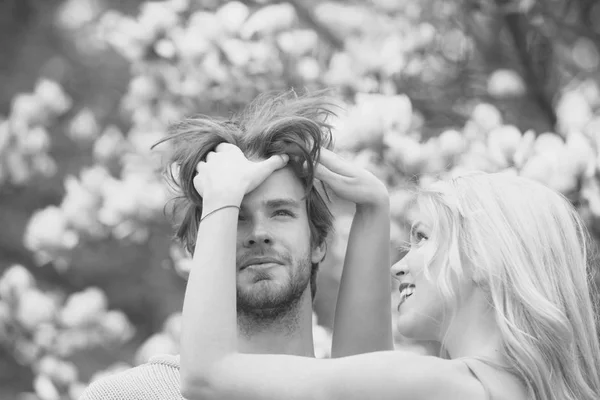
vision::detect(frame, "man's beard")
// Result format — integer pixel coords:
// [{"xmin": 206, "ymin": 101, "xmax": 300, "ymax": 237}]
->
[{"xmin": 236, "ymin": 253, "xmax": 312, "ymax": 325}]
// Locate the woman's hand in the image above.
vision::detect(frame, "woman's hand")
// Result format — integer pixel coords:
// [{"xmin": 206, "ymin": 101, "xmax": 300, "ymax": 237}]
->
[
  {"xmin": 315, "ymin": 147, "xmax": 389, "ymax": 210},
  {"xmin": 194, "ymin": 142, "xmax": 288, "ymax": 205}
]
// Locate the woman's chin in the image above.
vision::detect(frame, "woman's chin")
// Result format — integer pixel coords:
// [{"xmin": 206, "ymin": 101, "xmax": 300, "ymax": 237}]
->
[{"xmin": 395, "ymin": 315, "xmax": 439, "ymax": 343}]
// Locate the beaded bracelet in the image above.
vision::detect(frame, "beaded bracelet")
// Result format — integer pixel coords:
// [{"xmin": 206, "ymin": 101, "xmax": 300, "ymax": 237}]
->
[{"xmin": 200, "ymin": 205, "xmax": 241, "ymax": 223}]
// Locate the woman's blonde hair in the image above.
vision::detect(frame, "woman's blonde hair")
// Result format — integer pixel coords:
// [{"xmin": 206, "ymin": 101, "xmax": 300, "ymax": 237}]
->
[{"xmin": 416, "ymin": 172, "xmax": 600, "ymax": 400}]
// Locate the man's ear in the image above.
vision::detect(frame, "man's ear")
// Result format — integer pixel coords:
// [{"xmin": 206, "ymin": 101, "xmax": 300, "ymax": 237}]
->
[{"xmin": 311, "ymin": 241, "xmax": 327, "ymax": 264}]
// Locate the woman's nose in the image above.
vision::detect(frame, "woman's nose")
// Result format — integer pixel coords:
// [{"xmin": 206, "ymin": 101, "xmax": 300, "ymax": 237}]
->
[{"xmin": 390, "ymin": 258, "xmax": 408, "ymax": 279}]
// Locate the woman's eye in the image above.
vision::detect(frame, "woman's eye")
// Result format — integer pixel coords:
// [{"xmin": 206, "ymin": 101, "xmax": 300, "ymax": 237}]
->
[{"xmin": 411, "ymin": 231, "xmax": 428, "ymax": 244}]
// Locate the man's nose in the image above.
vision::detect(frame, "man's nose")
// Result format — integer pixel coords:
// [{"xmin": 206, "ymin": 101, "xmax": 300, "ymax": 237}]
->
[{"xmin": 243, "ymin": 221, "xmax": 273, "ymax": 247}]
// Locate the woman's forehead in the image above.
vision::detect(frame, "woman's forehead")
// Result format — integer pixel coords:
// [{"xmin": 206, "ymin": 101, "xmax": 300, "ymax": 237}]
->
[{"xmin": 407, "ymin": 202, "xmax": 433, "ymax": 230}]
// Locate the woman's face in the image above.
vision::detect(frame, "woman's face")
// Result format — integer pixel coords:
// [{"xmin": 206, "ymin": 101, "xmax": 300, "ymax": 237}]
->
[{"xmin": 391, "ymin": 205, "xmax": 449, "ymax": 342}]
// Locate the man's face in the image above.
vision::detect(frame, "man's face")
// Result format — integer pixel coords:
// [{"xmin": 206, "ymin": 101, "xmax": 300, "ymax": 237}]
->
[{"xmin": 235, "ymin": 167, "xmax": 325, "ymax": 319}]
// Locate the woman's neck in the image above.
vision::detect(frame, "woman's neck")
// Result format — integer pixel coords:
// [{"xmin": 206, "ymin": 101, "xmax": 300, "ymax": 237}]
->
[{"xmin": 444, "ymin": 289, "xmax": 504, "ymax": 362}]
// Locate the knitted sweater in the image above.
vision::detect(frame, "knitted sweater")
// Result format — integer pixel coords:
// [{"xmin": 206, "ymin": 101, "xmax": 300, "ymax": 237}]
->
[{"xmin": 79, "ymin": 354, "xmax": 185, "ymax": 400}]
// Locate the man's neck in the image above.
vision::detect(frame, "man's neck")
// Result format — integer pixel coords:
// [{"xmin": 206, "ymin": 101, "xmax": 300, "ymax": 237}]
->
[{"xmin": 237, "ymin": 293, "xmax": 316, "ymax": 357}]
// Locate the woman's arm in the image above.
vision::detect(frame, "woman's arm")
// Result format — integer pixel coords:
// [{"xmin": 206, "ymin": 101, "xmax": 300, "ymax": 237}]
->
[
  {"xmin": 179, "ymin": 144, "xmax": 288, "ymax": 399},
  {"xmin": 315, "ymin": 149, "xmax": 393, "ymax": 356},
  {"xmin": 193, "ymin": 350, "xmax": 483, "ymax": 400}
]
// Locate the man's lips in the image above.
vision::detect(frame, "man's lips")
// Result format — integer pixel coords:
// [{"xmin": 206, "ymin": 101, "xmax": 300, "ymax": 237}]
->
[{"xmin": 239, "ymin": 257, "xmax": 283, "ymax": 270}]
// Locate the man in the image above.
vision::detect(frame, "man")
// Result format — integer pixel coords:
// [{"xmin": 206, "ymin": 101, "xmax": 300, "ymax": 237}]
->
[{"xmin": 79, "ymin": 90, "xmax": 338, "ymax": 400}]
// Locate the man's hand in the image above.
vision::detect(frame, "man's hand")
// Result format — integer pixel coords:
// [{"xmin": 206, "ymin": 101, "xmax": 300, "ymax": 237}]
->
[
  {"xmin": 194, "ymin": 143, "xmax": 288, "ymax": 206},
  {"xmin": 315, "ymin": 147, "xmax": 389, "ymax": 210}
]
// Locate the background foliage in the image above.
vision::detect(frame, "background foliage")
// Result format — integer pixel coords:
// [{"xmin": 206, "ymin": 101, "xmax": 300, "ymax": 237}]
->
[{"xmin": 1, "ymin": 0, "xmax": 599, "ymax": 399}]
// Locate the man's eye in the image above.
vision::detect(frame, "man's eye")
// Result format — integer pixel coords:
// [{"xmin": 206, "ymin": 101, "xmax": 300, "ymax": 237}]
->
[{"xmin": 274, "ymin": 210, "xmax": 295, "ymax": 217}]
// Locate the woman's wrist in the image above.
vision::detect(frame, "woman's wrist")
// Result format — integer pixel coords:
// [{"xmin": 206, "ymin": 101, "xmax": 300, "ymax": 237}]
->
[
  {"xmin": 356, "ymin": 187, "xmax": 390, "ymax": 216},
  {"xmin": 201, "ymin": 190, "xmax": 244, "ymax": 217}
]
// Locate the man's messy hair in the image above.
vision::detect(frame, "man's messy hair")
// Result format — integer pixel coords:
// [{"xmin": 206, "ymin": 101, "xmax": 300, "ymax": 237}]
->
[{"xmin": 154, "ymin": 89, "xmax": 337, "ymax": 297}]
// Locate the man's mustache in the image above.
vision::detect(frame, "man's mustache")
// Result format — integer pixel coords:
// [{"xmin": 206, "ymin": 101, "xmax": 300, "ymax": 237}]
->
[{"xmin": 237, "ymin": 251, "xmax": 292, "ymax": 269}]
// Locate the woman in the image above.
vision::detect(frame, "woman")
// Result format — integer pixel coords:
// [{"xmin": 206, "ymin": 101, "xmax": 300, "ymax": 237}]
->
[{"xmin": 179, "ymin": 143, "xmax": 600, "ymax": 400}]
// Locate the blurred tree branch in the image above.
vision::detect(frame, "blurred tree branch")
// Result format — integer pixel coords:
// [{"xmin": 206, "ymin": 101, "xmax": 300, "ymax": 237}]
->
[
  {"xmin": 495, "ymin": 0, "xmax": 557, "ymax": 129},
  {"xmin": 286, "ymin": 0, "xmax": 345, "ymax": 51}
]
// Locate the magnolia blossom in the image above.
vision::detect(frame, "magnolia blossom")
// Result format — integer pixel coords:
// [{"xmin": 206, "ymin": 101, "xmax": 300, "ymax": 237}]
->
[
  {"xmin": 296, "ymin": 57, "xmax": 321, "ymax": 82},
  {"xmin": 163, "ymin": 312, "xmax": 182, "ymax": 342},
  {"xmin": 221, "ymin": 38, "xmax": 252, "ymax": 66},
  {"xmin": 456, "ymin": 141, "xmax": 499, "ymax": 173},
  {"xmin": 215, "ymin": 1, "xmax": 250, "ymax": 34},
  {"xmin": 4, "ymin": 150, "xmax": 31, "ymax": 184},
  {"xmin": 79, "ymin": 165, "xmax": 112, "ymax": 196},
  {"xmin": 23, "ymin": 206, "xmax": 79, "ymax": 265},
  {"xmin": 519, "ymin": 134, "xmax": 584, "ymax": 195},
  {"xmin": 335, "ymin": 93, "xmax": 412, "ymax": 149},
  {"xmin": 0, "ymin": 264, "xmax": 35, "ymax": 300},
  {"xmin": 100, "ymin": 310, "xmax": 135, "ymax": 343},
  {"xmin": 240, "ymin": 3, "xmax": 297, "ymax": 39},
  {"xmin": 61, "ymin": 175, "xmax": 105, "ymax": 237},
  {"xmin": 324, "ymin": 52, "xmax": 359, "ymax": 87},
  {"xmin": 137, "ymin": 1, "xmax": 180, "ymax": 40},
  {"xmin": 556, "ymin": 91, "xmax": 594, "ymax": 136},
  {"xmin": 14, "ymin": 339, "xmax": 40, "ymax": 364},
  {"xmin": 513, "ymin": 129, "xmax": 536, "ymax": 168},
  {"xmin": 389, "ymin": 189, "xmax": 415, "ymax": 220},
  {"xmin": 54, "ymin": 328, "xmax": 95, "ymax": 357},
  {"xmin": 98, "ymin": 177, "xmax": 140, "ymax": 226},
  {"xmin": 93, "ymin": 125, "xmax": 127, "ymax": 164},
  {"xmin": 34, "ymin": 79, "xmax": 72, "ymax": 115},
  {"xmin": 565, "ymin": 130, "xmax": 595, "ymax": 178},
  {"xmin": 34, "ymin": 374, "xmax": 60, "ymax": 400},
  {"xmin": 60, "ymin": 287, "xmax": 108, "ymax": 328},
  {"xmin": 135, "ymin": 333, "xmax": 178, "ymax": 365},
  {"xmin": 173, "ymin": 24, "xmax": 213, "ymax": 60},
  {"xmin": 531, "ymin": 132, "xmax": 564, "ymax": 156},
  {"xmin": 276, "ymin": 29, "xmax": 318, "ymax": 57},
  {"xmin": 188, "ymin": 11, "xmax": 225, "ymax": 43},
  {"xmin": 69, "ymin": 381, "xmax": 88, "ymax": 400},
  {"xmin": 470, "ymin": 103, "xmax": 503, "ymax": 136},
  {"xmin": 385, "ymin": 134, "xmax": 425, "ymax": 175},
  {"xmin": 55, "ymin": 0, "xmax": 102, "ymax": 30},
  {"xmin": 487, "ymin": 69, "xmax": 526, "ymax": 98},
  {"xmin": 486, "ymin": 125, "xmax": 522, "ymax": 168},
  {"xmin": 20, "ymin": 126, "xmax": 50, "ymax": 155},
  {"xmin": 16, "ymin": 288, "xmax": 57, "ymax": 330},
  {"xmin": 313, "ymin": 324, "xmax": 332, "ymax": 359},
  {"xmin": 68, "ymin": 108, "xmax": 100, "ymax": 144},
  {"xmin": 438, "ymin": 129, "xmax": 467, "ymax": 160},
  {"xmin": 97, "ymin": 12, "xmax": 148, "ymax": 61},
  {"xmin": 128, "ymin": 75, "xmax": 160, "ymax": 103},
  {"xmin": 10, "ymin": 93, "xmax": 47, "ymax": 127},
  {"xmin": 170, "ymin": 244, "xmax": 193, "ymax": 277},
  {"xmin": 311, "ymin": 313, "xmax": 332, "ymax": 359},
  {"xmin": 33, "ymin": 323, "xmax": 58, "ymax": 350},
  {"xmin": 38, "ymin": 355, "xmax": 78, "ymax": 386},
  {"xmin": 315, "ymin": 2, "xmax": 371, "ymax": 35}
]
